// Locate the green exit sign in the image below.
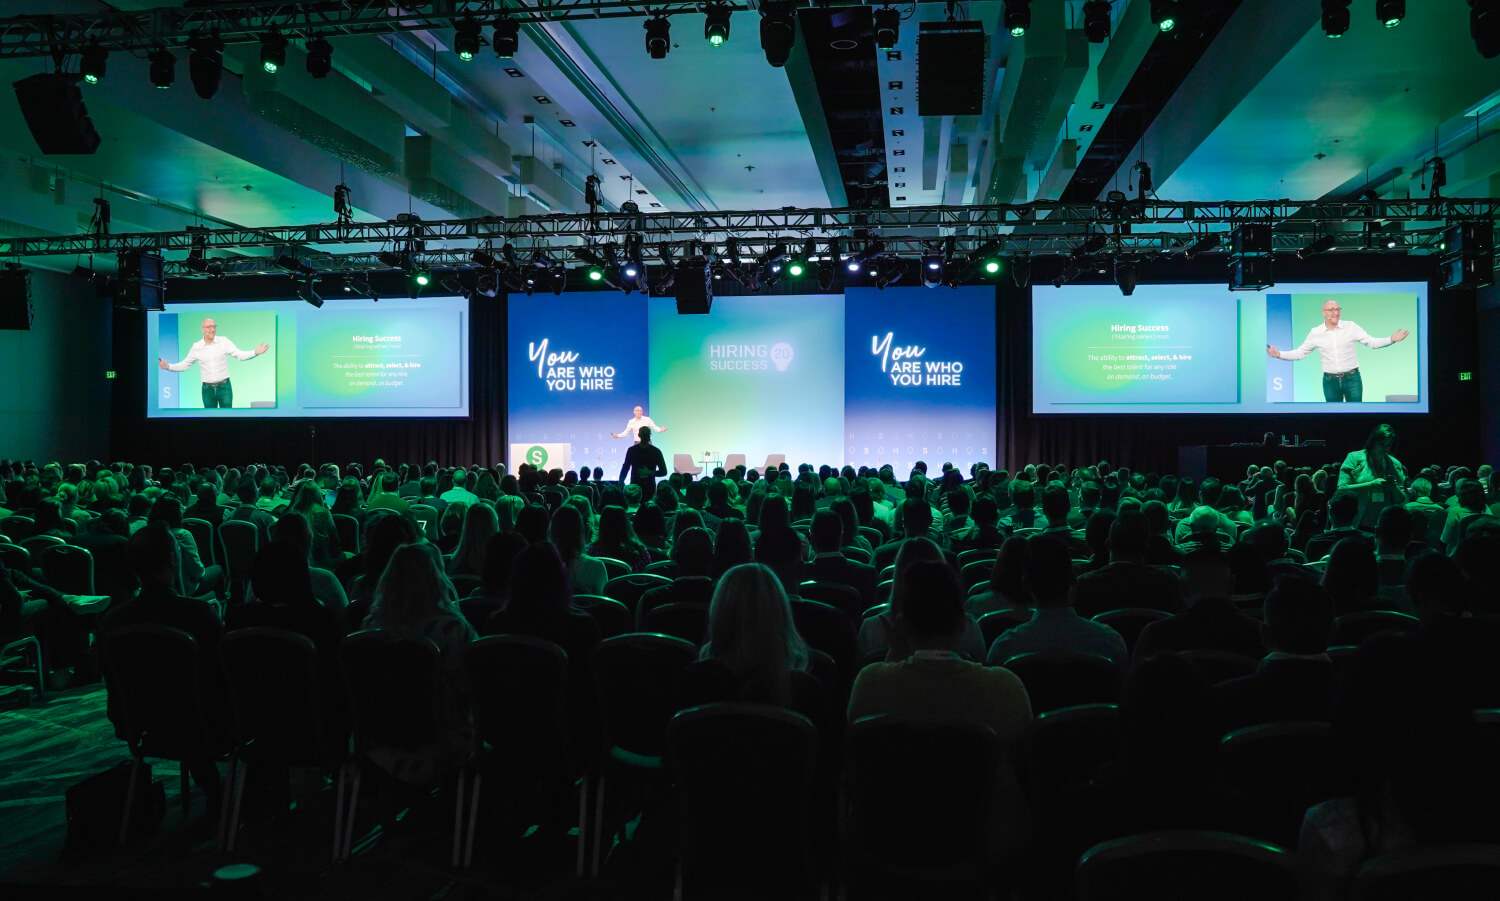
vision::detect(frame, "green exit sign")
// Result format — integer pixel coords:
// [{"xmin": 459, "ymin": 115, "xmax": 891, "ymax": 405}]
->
[
  {"xmin": 104, "ymin": 370, "xmax": 116, "ymax": 379},
  {"xmin": 1459, "ymin": 372, "xmax": 1473, "ymax": 381}
]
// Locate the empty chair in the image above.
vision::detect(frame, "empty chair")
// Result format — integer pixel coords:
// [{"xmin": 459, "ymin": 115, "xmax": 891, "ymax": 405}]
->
[
  {"xmin": 874, "ymin": 579, "xmax": 894, "ymax": 606},
  {"xmin": 1332, "ymin": 610, "xmax": 1421, "ymax": 645},
  {"xmin": 1027, "ymin": 703, "xmax": 1121, "ymax": 807},
  {"xmin": 1001, "ymin": 651, "xmax": 1123, "ymax": 714},
  {"xmin": 957, "ymin": 548, "xmax": 1001, "ymax": 569},
  {"xmin": 574, "ymin": 595, "xmax": 632, "ymax": 638},
  {"xmin": 1076, "ymin": 830, "xmax": 1297, "ymax": 901},
  {"xmin": 977, "ymin": 608, "xmax": 1030, "ymax": 648},
  {"xmin": 36, "ymin": 544, "xmax": 95, "ymax": 595},
  {"xmin": 1, "ymin": 633, "xmax": 43, "ymax": 696},
  {"xmin": 723, "ymin": 454, "xmax": 747, "ymax": 472},
  {"xmin": 960, "ymin": 560, "xmax": 994, "ymax": 591},
  {"xmin": 1349, "ymin": 844, "xmax": 1500, "ymax": 901},
  {"xmin": 668, "ymin": 703, "xmax": 820, "ymax": 899},
  {"xmin": 408, "ymin": 503, "xmax": 440, "ymax": 541},
  {"xmin": 1092, "ymin": 608, "xmax": 1171, "ymax": 658},
  {"xmin": 1219, "ymin": 721, "xmax": 1338, "ymax": 848},
  {"xmin": 4, "ymin": 515, "xmax": 34, "ymax": 540},
  {"xmin": 603, "ymin": 572, "xmax": 671, "ymax": 614},
  {"xmin": 673, "ymin": 454, "xmax": 703, "ymax": 476},
  {"xmin": 640, "ymin": 602, "xmax": 710, "ymax": 645}
]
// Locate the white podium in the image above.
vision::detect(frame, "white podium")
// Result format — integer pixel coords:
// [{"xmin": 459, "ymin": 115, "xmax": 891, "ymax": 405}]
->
[{"xmin": 509, "ymin": 442, "xmax": 572, "ymax": 472}]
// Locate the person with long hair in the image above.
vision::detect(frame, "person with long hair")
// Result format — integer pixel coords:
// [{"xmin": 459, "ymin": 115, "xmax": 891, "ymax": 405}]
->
[
  {"xmin": 588, "ymin": 504, "xmax": 650, "ymax": 572},
  {"xmin": 966, "ymin": 535, "xmax": 1032, "ymax": 617},
  {"xmin": 1321, "ymin": 537, "xmax": 1380, "ymax": 616},
  {"xmin": 550, "ymin": 504, "xmax": 607, "ymax": 595},
  {"xmin": 344, "ymin": 511, "xmax": 419, "ymax": 629},
  {"xmin": 229, "ymin": 538, "xmax": 344, "ymax": 650},
  {"xmin": 857, "ymin": 537, "xmax": 985, "ymax": 661},
  {"xmin": 287, "ymin": 480, "xmax": 343, "ymax": 569},
  {"xmin": 446, "ymin": 502, "xmax": 499, "ymax": 578},
  {"xmin": 1338, "ymin": 424, "xmax": 1408, "ymax": 530}
]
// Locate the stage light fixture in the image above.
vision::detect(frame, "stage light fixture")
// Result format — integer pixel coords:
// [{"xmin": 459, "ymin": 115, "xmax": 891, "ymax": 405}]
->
[
  {"xmin": 1074, "ymin": 234, "xmax": 1108, "ymax": 257},
  {"xmin": 1183, "ymin": 233, "xmax": 1222, "ymax": 259},
  {"xmin": 149, "ymin": 48, "xmax": 175, "ymax": 89},
  {"xmin": 298, "ymin": 276, "xmax": 323, "ymax": 308},
  {"xmin": 550, "ymin": 267, "xmax": 567, "ymax": 294},
  {"xmin": 1151, "ymin": 0, "xmax": 1178, "ymax": 32},
  {"xmin": 1297, "ymin": 234, "xmax": 1338, "ymax": 259},
  {"xmin": 1083, "ymin": 0, "xmax": 1112, "ymax": 43},
  {"xmin": 1322, "ymin": 0, "xmax": 1351, "ymax": 37},
  {"xmin": 188, "ymin": 33, "xmax": 224, "ymax": 99},
  {"xmin": 413, "ymin": 269, "xmax": 430, "ymax": 287},
  {"xmin": 760, "ymin": 2, "xmax": 796, "ymax": 67},
  {"xmin": 1012, "ymin": 255, "xmax": 1031, "ymax": 288},
  {"xmin": 454, "ymin": 17, "xmax": 483, "ymax": 60},
  {"xmin": 306, "ymin": 37, "xmax": 334, "ymax": 78},
  {"xmin": 80, "ymin": 41, "xmax": 107, "ymax": 84},
  {"xmin": 1005, "ymin": 0, "xmax": 1032, "ymax": 36},
  {"xmin": 1475, "ymin": 0, "xmax": 1500, "ymax": 58},
  {"xmin": 1376, "ymin": 0, "xmax": 1405, "ymax": 27},
  {"xmin": 645, "ymin": 16, "xmax": 671, "ymax": 59},
  {"xmin": 875, "ymin": 6, "xmax": 901, "ymax": 49},
  {"xmin": 493, "ymin": 16, "xmax": 520, "ymax": 58},
  {"xmin": 471, "ymin": 249, "xmax": 499, "ymax": 269},
  {"xmin": 922, "ymin": 250, "xmax": 943, "ymax": 288},
  {"xmin": 705, "ymin": 3, "xmax": 732, "ymax": 47},
  {"xmin": 260, "ymin": 31, "xmax": 287, "ymax": 73},
  {"xmin": 1114, "ymin": 259, "xmax": 1137, "ymax": 296},
  {"xmin": 376, "ymin": 251, "xmax": 405, "ymax": 269}
]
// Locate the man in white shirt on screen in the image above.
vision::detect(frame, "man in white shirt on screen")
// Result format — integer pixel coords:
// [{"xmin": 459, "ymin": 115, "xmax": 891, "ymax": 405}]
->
[
  {"xmin": 1266, "ymin": 300, "xmax": 1409, "ymax": 402},
  {"xmin": 611, "ymin": 405, "xmax": 667, "ymax": 443},
  {"xmin": 158, "ymin": 318, "xmax": 270, "ymax": 409}
]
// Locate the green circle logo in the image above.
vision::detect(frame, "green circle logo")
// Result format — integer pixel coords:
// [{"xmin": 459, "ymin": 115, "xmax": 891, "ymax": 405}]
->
[{"xmin": 525, "ymin": 445, "xmax": 549, "ymax": 467}]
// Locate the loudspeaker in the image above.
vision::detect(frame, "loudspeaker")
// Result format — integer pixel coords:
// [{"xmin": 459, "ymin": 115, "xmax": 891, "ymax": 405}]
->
[
  {"xmin": 116, "ymin": 252, "xmax": 165, "ymax": 311},
  {"xmin": 0, "ymin": 266, "xmax": 34, "ymax": 330},
  {"xmin": 674, "ymin": 257, "xmax": 713, "ymax": 314},
  {"xmin": 12, "ymin": 73, "xmax": 101, "ymax": 155},
  {"xmin": 917, "ymin": 22, "xmax": 986, "ymax": 117}
]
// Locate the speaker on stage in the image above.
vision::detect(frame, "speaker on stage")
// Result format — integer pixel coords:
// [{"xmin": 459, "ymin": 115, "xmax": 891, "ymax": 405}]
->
[
  {"xmin": 0, "ymin": 265, "xmax": 33, "ymax": 330},
  {"xmin": 13, "ymin": 73, "xmax": 101, "ymax": 155}
]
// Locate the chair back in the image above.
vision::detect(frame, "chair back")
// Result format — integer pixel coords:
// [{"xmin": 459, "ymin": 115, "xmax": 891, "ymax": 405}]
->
[
  {"xmin": 672, "ymin": 454, "xmax": 703, "ymax": 475},
  {"xmin": 798, "ymin": 580, "xmax": 862, "ymax": 617},
  {"xmin": 339, "ymin": 631, "xmax": 443, "ymax": 751},
  {"xmin": 639, "ymin": 602, "xmax": 710, "ymax": 645},
  {"xmin": 1091, "ymin": 608, "xmax": 1171, "ymax": 657},
  {"xmin": 668, "ymin": 703, "xmax": 818, "ymax": 889},
  {"xmin": 574, "ymin": 594, "xmax": 633, "ymax": 638},
  {"xmin": 845, "ymin": 714, "xmax": 1000, "ymax": 875},
  {"xmin": 1220, "ymin": 721, "xmax": 1338, "ymax": 848},
  {"xmin": 217, "ymin": 520, "xmax": 260, "ymax": 587},
  {"xmin": 957, "ymin": 548, "xmax": 1000, "ymax": 568},
  {"xmin": 596, "ymin": 557, "xmax": 634, "ymax": 581},
  {"xmin": 842, "ymin": 545, "xmax": 873, "ymax": 564},
  {"xmin": 408, "ymin": 504, "xmax": 440, "ymax": 541},
  {"xmin": 1000, "ymin": 651, "xmax": 1123, "ymax": 714},
  {"xmin": 593, "ymin": 633, "xmax": 698, "ymax": 759},
  {"xmin": 4, "ymin": 515, "xmax": 34, "ymax": 540},
  {"xmin": 1349, "ymin": 844, "xmax": 1500, "ymax": 901},
  {"xmin": 0, "ymin": 542, "xmax": 29, "ymax": 574},
  {"xmin": 761, "ymin": 455, "xmax": 786, "ymax": 472},
  {"xmin": 17, "ymin": 534, "xmax": 65, "ymax": 557},
  {"xmin": 790, "ymin": 598, "xmax": 858, "ymax": 676},
  {"xmin": 723, "ymin": 454, "xmax": 747, "ymax": 472},
  {"xmin": 220, "ymin": 627, "xmax": 340, "ymax": 764},
  {"xmin": 977, "ymin": 608, "xmax": 1030, "ymax": 648},
  {"xmin": 1179, "ymin": 649, "xmax": 1260, "ymax": 685},
  {"xmin": 37, "ymin": 544, "xmax": 95, "ymax": 595},
  {"xmin": 1332, "ymin": 610, "xmax": 1421, "ymax": 645},
  {"xmin": 332, "ymin": 513, "xmax": 361, "ymax": 555},
  {"xmin": 857, "ymin": 526, "xmax": 884, "ymax": 547},
  {"xmin": 959, "ymin": 560, "xmax": 993, "ymax": 591},
  {"xmin": 100, "ymin": 625, "xmax": 213, "ymax": 759},
  {"xmin": 466, "ymin": 635, "xmax": 570, "ymax": 758},
  {"xmin": 450, "ymin": 574, "xmax": 482, "ymax": 598},
  {"xmin": 644, "ymin": 559, "xmax": 678, "ymax": 578},
  {"xmin": 603, "ymin": 572, "xmax": 672, "ymax": 613},
  {"xmin": 181, "ymin": 518, "xmax": 217, "ymax": 568},
  {"xmin": 1028, "ymin": 704, "xmax": 1121, "ymax": 806},
  {"xmin": 1075, "ymin": 830, "xmax": 1297, "ymax": 900}
]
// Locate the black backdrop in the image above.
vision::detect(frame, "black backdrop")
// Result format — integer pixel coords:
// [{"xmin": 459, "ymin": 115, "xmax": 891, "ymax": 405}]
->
[{"xmin": 108, "ymin": 255, "xmax": 1479, "ymax": 475}]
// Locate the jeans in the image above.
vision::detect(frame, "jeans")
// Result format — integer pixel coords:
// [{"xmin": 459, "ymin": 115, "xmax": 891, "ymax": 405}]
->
[
  {"xmin": 202, "ymin": 379, "xmax": 232, "ymax": 409},
  {"xmin": 1323, "ymin": 369, "xmax": 1362, "ymax": 403}
]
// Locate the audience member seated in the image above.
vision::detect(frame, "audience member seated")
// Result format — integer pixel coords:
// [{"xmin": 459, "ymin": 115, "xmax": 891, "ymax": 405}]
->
[
  {"xmin": 1298, "ymin": 632, "xmax": 1497, "ymax": 900},
  {"xmin": 1216, "ymin": 575, "xmax": 1336, "ymax": 734},
  {"xmin": 1304, "ymin": 492, "xmax": 1366, "ymax": 562},
  {"xmin": 1141, "ymin": 499, "xmax": 1186, "ymax": 566},
  {"xmin": 1038, "ymin": 484, "xmax": 1091, "ymax": 559},
  {"xmin": 985, "ymin": 536, "xmax": 1128, "ymax": 666},
  {"xmin": 1176, "ymin": 506, "xmax": 1227, "ymax": 555},
  {"xmin": 69, "ymin": 508, "xmax": 136, "ymax": 603},
  {"xmin": 344, "ymin": 511, "xmax": 419, "ymax": 630},
  {"xmin": 184, "ymin": 483, "xmax": 226, "ymax": 526},
  {"xmin": 872, "ymin": 499, "xmax": 934, "ymax": 572},
  {"xmin": 862, "ymin": 537, "xmax": 986, "ymax": 662},
  {"xmin": 1133, "ymin": 548, "xmax": 1264, "ymax": 662},
  {"xmin": 807, "ymin": 510, "xmax": 877, "ymax": 617},
  {"xmin": 636, "ymin": 527, "xmax": 716, "ymax": 625},
  {"xmin": 446, "ymin": 502, "xmax": 498, "ymax": 579},
  {"xmin": 965, "ymin": 536, "xmax": 1032, "ymax": 619},
  {"xmin": 1072, "ymin": 510, "xmax": 1183, "ymax": 618},
  {"xmin": 1321, "ymin": 537, "xmax": 1382, "ymax": 617},
  {"xmin": 149, "ymin": 495, "xmax": 223, "ymax": 600},
  {"xmin": 550, "ymin": 505, "xmax": 606, "ymax": 596},
  {"xmin": 588, "ymin": 505, "xmax": 652, "ymax": 572},
  {"xmin": 711, "ymin": 518, "xmax": 753, "ymax": 578},
  {"xmin": 287, "ymin": 480, "xmax": 343, "ymax": 570},
  {"xmin": 1441, "ymin": 479, "xmax": 1499, "ymax": 555},
  {"xmin": 1406, "ymin": 551, "xmax": 1500, "ymax": 710}
]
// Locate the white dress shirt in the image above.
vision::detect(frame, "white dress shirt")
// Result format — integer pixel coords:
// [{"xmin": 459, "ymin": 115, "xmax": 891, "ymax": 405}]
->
[
  {"xmin": 166, "ymin": 337, "xmax": 257, "ymax": 383},
  {"xmin": 621, "ymin": 415, "xmax": 660, "ymax": 443},
  {"xmin": 1277, "ymin": 320, "xmax": 1391, "ymax": 374}
]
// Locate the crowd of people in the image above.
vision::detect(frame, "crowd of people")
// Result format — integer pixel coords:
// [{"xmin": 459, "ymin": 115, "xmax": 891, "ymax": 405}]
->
[{"xmin": 2, "ymin": 433, "xmax": 1499, "ymax": 896}]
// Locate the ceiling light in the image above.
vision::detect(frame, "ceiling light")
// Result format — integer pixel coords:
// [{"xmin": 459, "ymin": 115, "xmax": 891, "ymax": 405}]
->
[
  {"xmin": 550, "ymin": 267, "xmax": 566, "ymax": 294},
  {"xmin": 874, "ymin": 6, "xmax": 900, "ymax": 49},
  {"xmin": 493, "ymin": 17, "xmax": 520, "ymax": 58},
  {"xmin": 1475, "ymin": 0, "xmax": 1500, "ymax": 58},
  {"xmin": 414, "ymin": 269, "xmax": 430, "ymax": 287},
  {"xmin": 298, "ymin": 276, "xmax": 323, "ymax": 308},
  {"xmin": 188, "ymin": 33, "xmax": 224, "ymax": 99},
  {"xmin": 149, "ymin": 48, "xmax": 175, "ymax": 89},
  {"xmin": 1115, "ymin": 259, "xmax": 1137, "ymax": 296},
  {"xmin": 760, "ymin": 2, "xmax": 797, "ymax": 67},
  {"xmin": 1183, "ymin": 233, "xmax": 1221, "ymax": 259},
  {"xmin": 306, "ymin": 37, "xmax": 333, "ymax": 78},
  {"xmin": 1297, "ymin": 234, "xmax": 1338, "ymax": 259},
  {"xmin": 922, "ymin": 250, "xmax": 944, "ymax": 288},
  {"xmin": 1083, "ymin": 0, "xmax": 1112, "ymax": 43},
  {"xmin": 1322, "ymin": 0, "xmax": 1351, "ymax": 37},
  {"xmin": 455, "ymin": 17, "xmax": 482, "ymax": 60},
  {"xmin": 588, "ymin": 266, "xmax": 604, "ymax": 282},
  {"xmin": 260, "ymin": 31, "xmax": 287, "ymax": 73},
  {"xmin": 1005, "ymin": 0, "xmax": 1032, "ymax": 36},
  {"xmin": 704, "ymin": 3, "xmax": 732, "ymax": 47},
  {"xmin": 645, "ymin": 16, "xmax": 671, "ymax": 59},
  {"xmin": 80, "ymin": 41, "xmax": 106, "ymax": 84},
  {"xmin": 1012, "ymin": 256, "xmax": 1031, "ymax": 288},
  {"xmin": 1376, "ymin": 0, "xmax": 1405, "ymax": 28},
  {"xmin": 1151, "ymin": 0, "xmax": 1178, "ymax": 32}
]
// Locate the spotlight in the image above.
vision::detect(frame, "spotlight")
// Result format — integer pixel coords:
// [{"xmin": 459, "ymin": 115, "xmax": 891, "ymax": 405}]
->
[
  {"xmin": 1083, "ymin": 0, "xmax": 1112, "ymax": 43},
  {"xmin": 376, "ymin": 251, "xmax": 405, "ymax": 269},
  {"xmin": 80, "ymin": 41, "xmax": 107, "ymax": 84},
  {"xmin": 587, "ymin": 266, "xmax": 604, "ymax": 282},
  {"xmin": 298, "ymin": 276, "xmax": 323, "ymax": 308},
  {"xmin": 275, "ymin": 253, "xmax": 316, "ymax": 276},
  {"xmin": 260, "ymin": 31, "xmax": 287, "ymax": 73},
  {"xmin": 704, "ymin": 3, "xmax": 732, "ymax": 47},
  {"xmin": 874, "ymin": 6, "xmax": 901, "ymax": 49},
  {"xmin": 1297, "ymin": 234, "xmax": 1338, "ymax": 259},
  {"xmin": 188, "ymin": 33, "xmax": 224, "ymax": 99},
  {"xmin": 1005, "ymin": 0, "xmax": 1032, "ymax": 36},
  {"xmin": 1322, "ymin": 0, "xmax": 1351, "ymax": 37},
  {"xmin": 848, "ymin": 240, "xmax": 884, "ymax": 274},
  {"xmin": 922, "ymin": 248, "xmax": 944, "ymax": 288},
  {"xmin": 493, "ymin": 16, "xmax": 520, "ymax": 58},
  {"xmin": 1183, "ymin": 233, "xmax": 1221, "ymax": 259},
  {"xmin": 1475, "ymin": 0, "xmax": 1500, "ymax": 59},
  {"xmin": 1074, "ymin": 234, "xmax": 1108, "ymax": 257},
  {"xmin": 414, "ymin": 269, "xmax": 430, "ymax": 287},
  {"xmin": 550, "ymin": 267, "xmax": 566, "ymax": 294},
  {"xmin": 454, "ymin": 17, "xmax": 483, "ymax": 60},
  {"xmin": 306, "ymin": 37, "xmax": 333, "ymax": 78},
  {"xmin": 1376, "ymin": 0, "xmax": 1404, "ymax": 28},
  {"xmin": 1012, "ymin": 255, "xmax": 1031, "ymax": 288},
  {"xmin": 149, "ymin": 48, "xmax": 175, "ymax": 89},
  {"xmin": 1151, "ymin": 0, "xmax": 1178, "ymax": 32},
  {"xmin": 645, "ymin": 16, "xmax": 671, "ymax": 59},
  {"xmin": 1114, "ymin": 258, "xmax": 1137, "ymax": 296},
  {"xmin": 760, "ymin": 2, "xmax": 797, "ymax": 67}
]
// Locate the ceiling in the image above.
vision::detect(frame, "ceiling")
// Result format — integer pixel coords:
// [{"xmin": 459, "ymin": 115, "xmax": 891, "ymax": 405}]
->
[{"xmin": 0, "ymin": 0, "xmax": 1496, "ymax": 274}]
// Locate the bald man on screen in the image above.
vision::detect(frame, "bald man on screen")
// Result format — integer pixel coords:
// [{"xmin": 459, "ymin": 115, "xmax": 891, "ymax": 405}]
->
[
  {"xmin": 1267, "ymin": 300, "xmax": 1408, "ymax": 402},
  {"xmin": 158, "ymin": 318, "xmax": 270, "ymax": 409}
]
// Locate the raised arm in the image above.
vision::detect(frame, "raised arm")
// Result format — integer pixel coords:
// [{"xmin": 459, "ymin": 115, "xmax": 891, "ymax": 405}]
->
[
  {"xmin": 1351, "ymin": 323, "xmax": 1395, "ymax": 350},
  {"xmin": 1269, "ymin": 332, "xmax": 1317, "ymax": 361},
  {"xmin": 222, "ymin": 337, "xmax": 262, "ymax": 361},
  {"xmin": 162, "ymin": 344, "xmax": 199, "ymax": 371}
]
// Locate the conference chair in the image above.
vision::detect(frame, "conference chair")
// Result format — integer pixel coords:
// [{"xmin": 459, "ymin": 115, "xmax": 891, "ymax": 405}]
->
[
  {"xmin": 673, "ymin": 454, "xmax": 703, "ymax": 476},
  {"xmin": 797, "ymin": 580, "xmax": 863, "ymax": 620},
  {"xmin": 1331, "ymin": 610, "xmax": 1421, "ymax": 645},
  {"xmin": 603, "ymin": 572, "xmax": 671, "ymax": 613},
  {"xmin": 1349, "ymin": 845, "xmax": 1500, "ymax": 901},
  {"xmin": 1075, "ymin": 830, "xmax": 1297, "ymax": 901},
  {"xmin": 595, "ymin": 556, "xmax": 633, "ymax": 581},
  {"xmin": 574, "ymin": 595, "xmax": 632, "ymax": 638},
  {"xmin": 181, "ymin": 518, "xmax": 217, "ymax": 569},
  {"xmin": 217, "ymin": 520, "xmax": 259, "ymax": 605},
  {"xmin": 3, "ymin": 515, "xmax": 34, "ymax": 540},
  {"xmin": 1179, "ymin": 649, "xmax": 1259, "ymax": 685},
  {"xmin": 790, "ymin": 598, "xmax": 858, "ymax": 677},
  {"xmin": 1, "ymin": 632, "xmax": 43, "ymax": 697},
  {"xmin": 17, "ymin": 533, "xmax": 65, "ymax": 559},
  {"xmin": 957, "ymin": 548, "xmax": 1000, "ymax": 568},
  {"xmin": 1001, "ymin": 651, "xmax": 1123, "ymax": 714},
  {"xmin": 332, "ymin": 513, "xmax": 361, "ymax": 555},
  {"xmin": 760, "ymin": 454, "xmax": 786, "ymax": 473},
  {"xmin": 0, "ymin": 542, "xmax": 29, "ymax": 573},
  {"xmin": 36, "ymin": 543, "xmax": 95, "ymax": 595},
  {"xmin": 639, "ymin": 601, "xmax": 710, "ymax": 645},
  {"xmin": 409, "ymin": 503, "xmax": 440, "ymax": 541},
  {"xmin": 1219, "ymin": 721, "xmax": 1338, "ymax": 848},
  {"xmin": 959, "ymin": 559, "xmax": 994, "ymax": 591},
  {"xmin": 723, "ymin": 454, "xmax": 746, "ymax": 472},
  {"xmin": 1026, "ymin": 703, "xmax": 1121, "ymax": 808},
  {"xmin": 1091, "ymin": 608, "xmax": 1170, "ymax": 658},
  {"xmin": 977, "ymin": 607, "xmax": 1030, "ymax": 648}
]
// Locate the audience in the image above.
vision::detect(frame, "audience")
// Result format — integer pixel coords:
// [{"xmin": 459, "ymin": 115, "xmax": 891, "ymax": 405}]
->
[{"xmin": 986, "ymin": 536, "xmax": 1128, "ymax": 665}]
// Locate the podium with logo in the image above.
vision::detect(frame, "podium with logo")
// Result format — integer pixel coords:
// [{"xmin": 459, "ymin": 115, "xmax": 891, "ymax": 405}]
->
[{"xmin": 510, "ymin": 442, "xmax": 572, "ymax": 473}]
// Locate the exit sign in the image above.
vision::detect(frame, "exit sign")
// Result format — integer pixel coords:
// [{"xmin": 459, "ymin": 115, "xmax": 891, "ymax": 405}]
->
[
  {"xmin": 1459, "ymin": 372, "xmax": 1473, "ymax": 381},
  {"xmin": 104, "ymin": 371, "xmax": 116, "ymax": 379}
]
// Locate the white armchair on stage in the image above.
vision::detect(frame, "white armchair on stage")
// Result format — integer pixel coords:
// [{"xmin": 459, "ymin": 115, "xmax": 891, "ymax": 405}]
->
[
  {"xmin": 760, "ymin": 454, "xmax": 786, "ymax": 473},
  {"xmin": 673, "ymin": 454, "xmax": 704, "ymax": 476},
  {"xmin": 724, "ymin": 454, "xmax": 747, "ymax": 472}
]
